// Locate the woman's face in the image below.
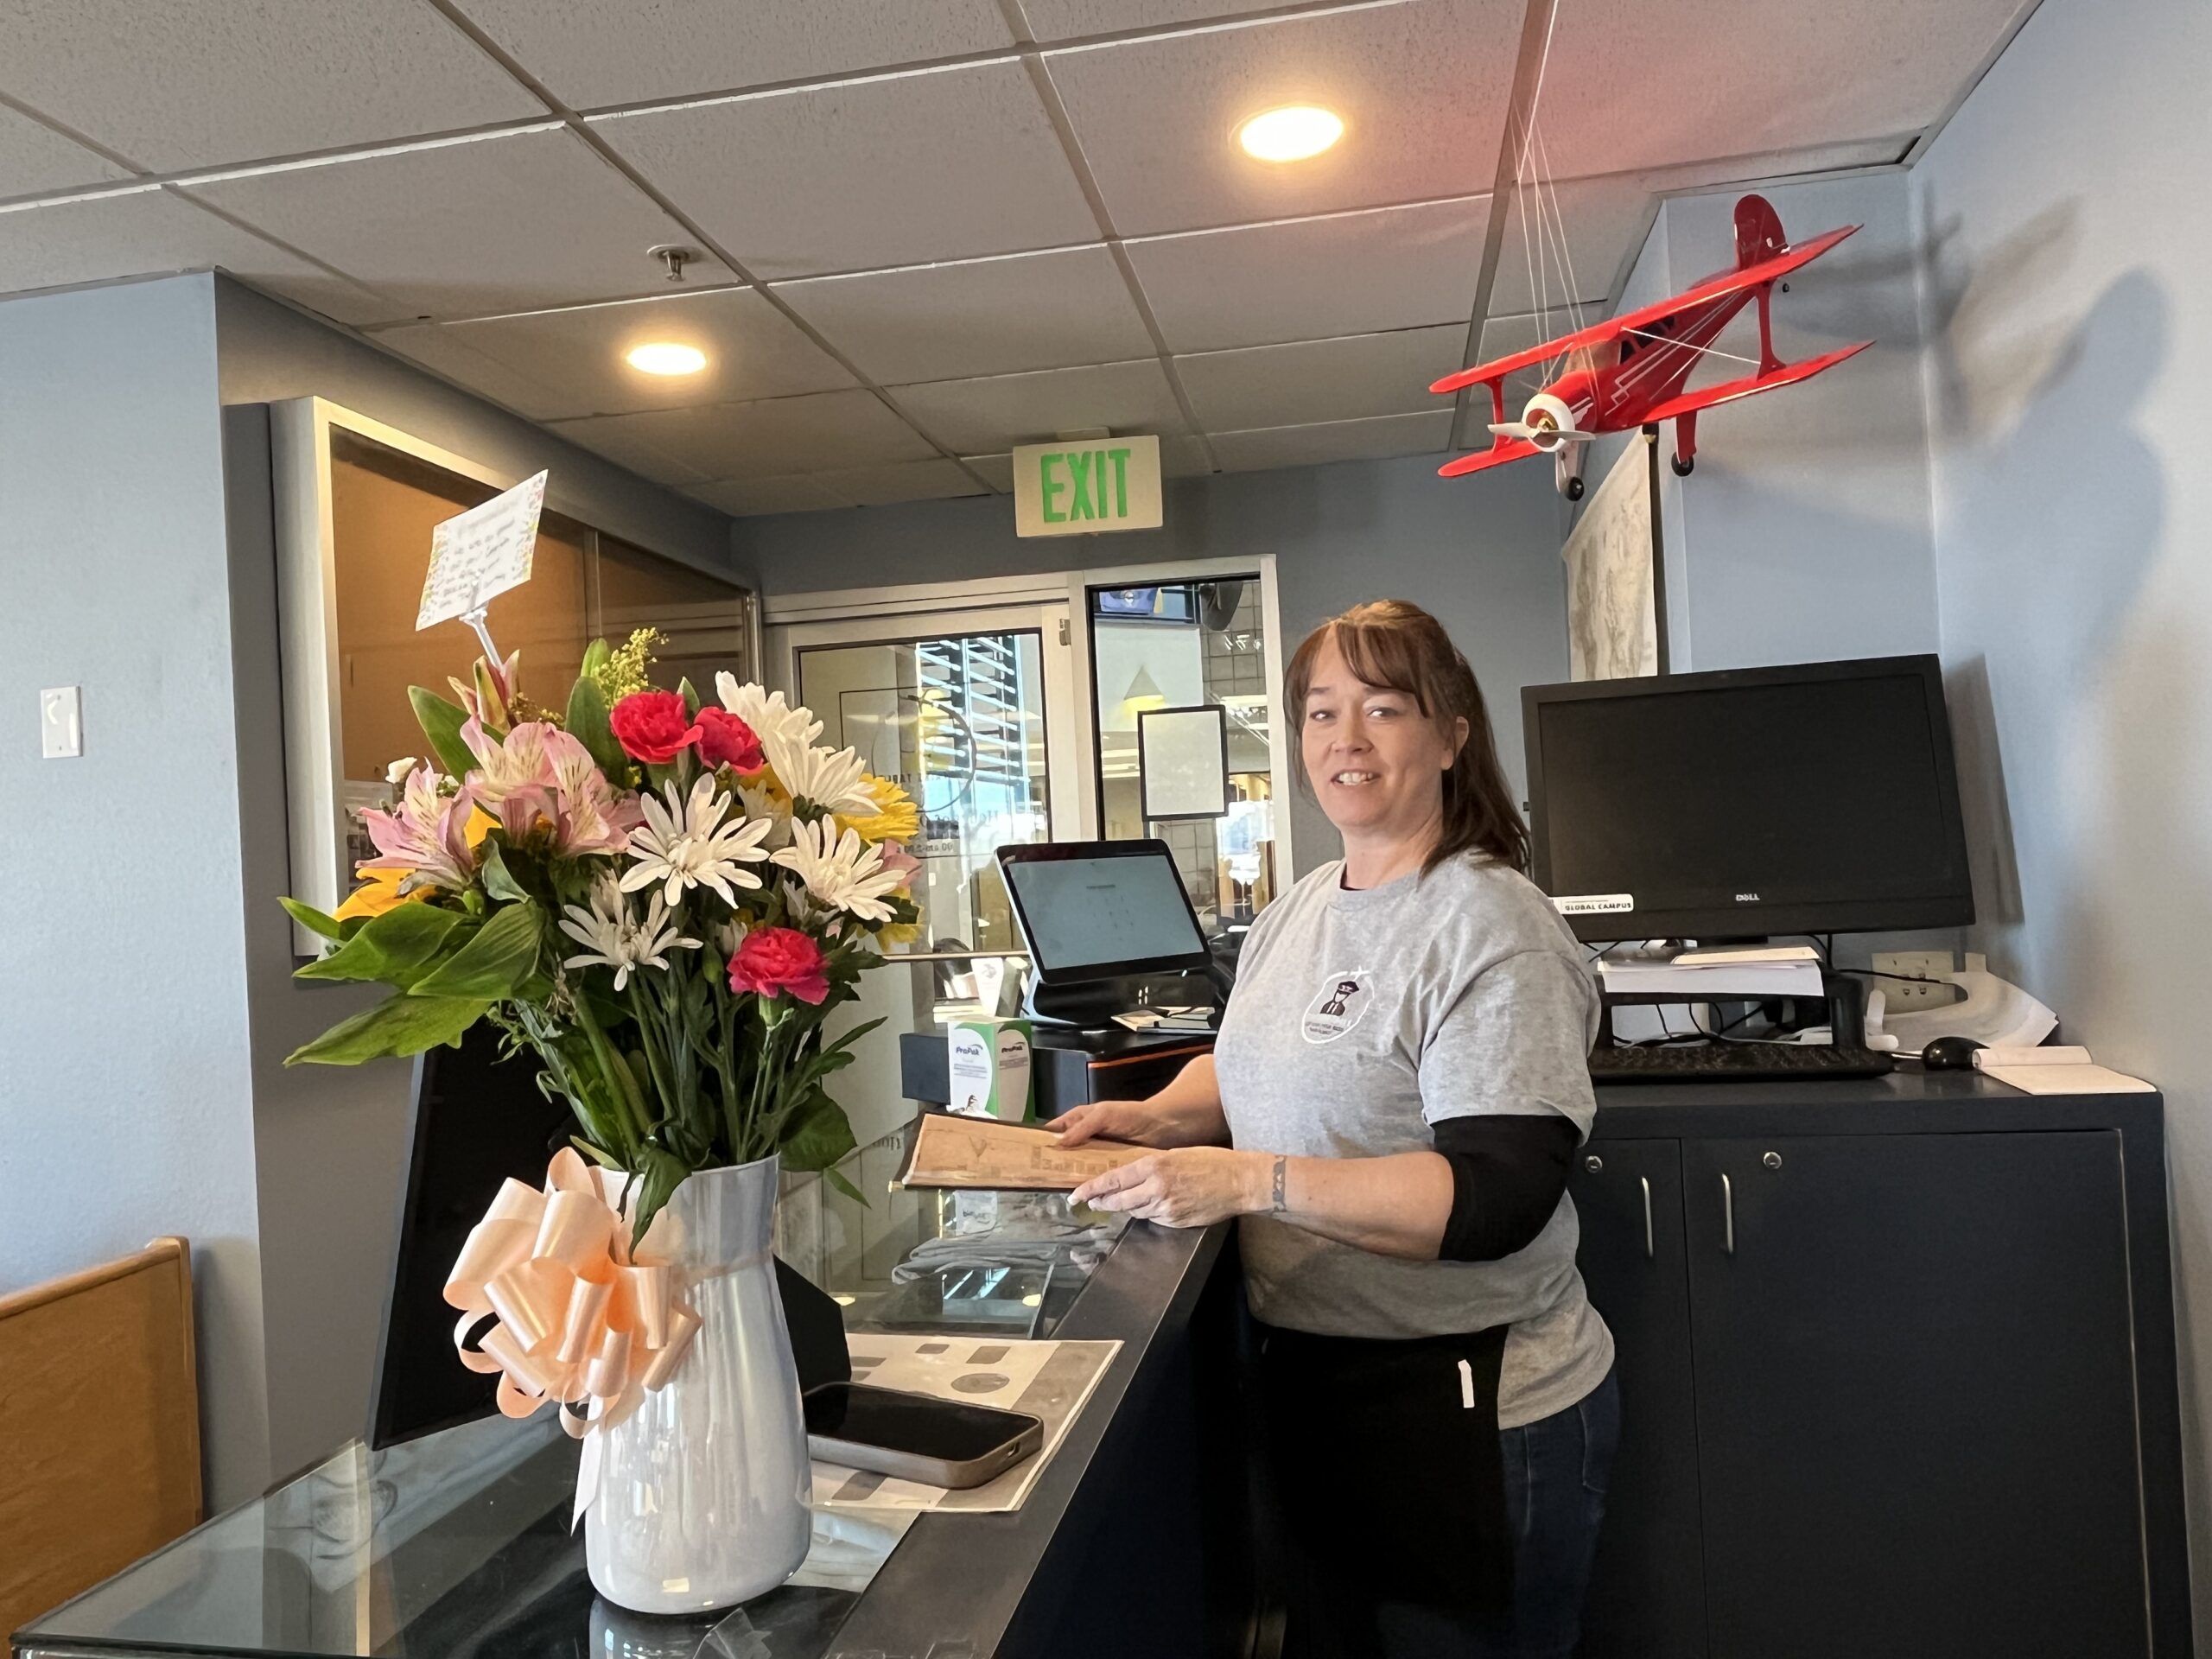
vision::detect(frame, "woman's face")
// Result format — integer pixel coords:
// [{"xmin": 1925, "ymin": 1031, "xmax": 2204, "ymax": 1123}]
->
[{"xmin": 1300, "ymin": 633, "xmax": 1466, "ymax": 845}]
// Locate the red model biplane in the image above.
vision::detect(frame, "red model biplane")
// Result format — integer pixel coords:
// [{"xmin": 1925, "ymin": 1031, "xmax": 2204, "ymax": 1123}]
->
[{"xmin": 1431, "ymin": 194, "xmax": 1871, "ymax": 499}]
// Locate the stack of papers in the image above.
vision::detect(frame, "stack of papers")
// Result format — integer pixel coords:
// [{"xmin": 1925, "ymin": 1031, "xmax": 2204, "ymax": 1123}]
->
[{"xmin": 1598, "ymin": 944, "xmax": 1826, "ymax": 1000}]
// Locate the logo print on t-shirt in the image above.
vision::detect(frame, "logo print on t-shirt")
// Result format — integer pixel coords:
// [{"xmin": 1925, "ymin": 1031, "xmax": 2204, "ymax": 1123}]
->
[{"xmin": 1301, "ymin": 968, "xmax": 1372, "ymax": 1045}]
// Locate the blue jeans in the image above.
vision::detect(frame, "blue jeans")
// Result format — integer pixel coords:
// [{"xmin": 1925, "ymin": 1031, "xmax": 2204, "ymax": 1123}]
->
[{"xmin": 1283, "ymin": 1363, "xmax": 1622, "ymax": 1659}]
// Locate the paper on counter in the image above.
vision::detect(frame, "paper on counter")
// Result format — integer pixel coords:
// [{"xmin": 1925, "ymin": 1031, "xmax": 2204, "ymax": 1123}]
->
[
  {"xmin": 810, "ymin": 1333, "xmax": 1121, "ymax": 1516},
  {"xmin": 1979, "ymin": 1062, "xmax": 2154, "ymax": 1096},
  {"xmin": 1598, "ymin": 957, "xmax": 1826, "ymax": 999}
]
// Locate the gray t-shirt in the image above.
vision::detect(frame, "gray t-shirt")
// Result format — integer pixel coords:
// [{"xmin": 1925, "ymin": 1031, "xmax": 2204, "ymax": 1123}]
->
[{"xmin": 1213, "ymin": 852, "xmax": 1613, "ymax": 1428}]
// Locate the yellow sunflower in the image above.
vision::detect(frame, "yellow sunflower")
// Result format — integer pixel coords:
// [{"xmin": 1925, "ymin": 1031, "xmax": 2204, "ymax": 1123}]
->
[{"xmin": 334, "ymin": 807, "xmax": 498, "ymax": 920}]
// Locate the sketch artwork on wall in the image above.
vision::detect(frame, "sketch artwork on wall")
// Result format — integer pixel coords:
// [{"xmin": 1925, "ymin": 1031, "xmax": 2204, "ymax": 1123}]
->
[{"xmin": 1563, "ymin": 438, "xmax": 1659, "ymax": 681}]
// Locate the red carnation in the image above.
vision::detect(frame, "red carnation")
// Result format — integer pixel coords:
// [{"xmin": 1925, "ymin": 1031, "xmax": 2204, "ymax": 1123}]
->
[
  {"xmin": 694, "ymin": 707, "xmax": 765, "ymax": 772},
  {"xmin": 609, "ymin": 690, "xmax": 699, "ymax": 765},
  {"xmin": 728, "ymin": 926, "xmax": 830, "ymax": 1005}
]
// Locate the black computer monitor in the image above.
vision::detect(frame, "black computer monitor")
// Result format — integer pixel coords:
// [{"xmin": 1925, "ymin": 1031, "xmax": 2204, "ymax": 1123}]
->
[
  {"xmin": 1522, "ymin": 654, "xmax": 1974, "ymax": 943},
  {"xmin": 996, "ymin": 838, "xmax": 1212, "ymax": 984},
  {"xmin": 370, "ymin": 1027, "xmax": 574, "ymax": 1448}
]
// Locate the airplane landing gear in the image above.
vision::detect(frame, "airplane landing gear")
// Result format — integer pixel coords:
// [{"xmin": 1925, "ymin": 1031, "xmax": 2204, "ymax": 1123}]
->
[
  {"xmin": 1565, "ymin": 475, "xmax": 1586, "ymax": 501},
  {"xmin": 1671, "ymin": 454, "xmax": 1694, "ymax": 477}
]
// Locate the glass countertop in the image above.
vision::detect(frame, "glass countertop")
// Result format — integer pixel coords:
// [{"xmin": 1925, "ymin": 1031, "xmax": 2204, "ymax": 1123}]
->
[{"xmin": 19, "ymin": 1181, "xmax": 1126, "ymax": 1659}]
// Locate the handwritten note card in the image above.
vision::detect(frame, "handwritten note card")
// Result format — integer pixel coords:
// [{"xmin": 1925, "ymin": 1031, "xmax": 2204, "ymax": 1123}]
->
[{"xmin": 416, "ymin": 470, "xmax": 548, "ymax": 631}]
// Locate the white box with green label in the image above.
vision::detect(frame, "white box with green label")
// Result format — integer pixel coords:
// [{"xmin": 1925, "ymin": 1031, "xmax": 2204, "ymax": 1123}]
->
[{"xmin": 946, "ymin": 1017, "xmax": 1034, "ymax": 1122}]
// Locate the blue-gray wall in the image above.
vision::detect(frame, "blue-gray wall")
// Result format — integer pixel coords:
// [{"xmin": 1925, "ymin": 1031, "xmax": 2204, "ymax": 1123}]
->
[
  {"xmin": 0, "ymin": 274, "xmax": 273, "ymax": 1505},
  {"xmin": 1912, "ymin": 0, "xmax": 2212, "ymax": 1617},
  {"xmin": 737, "ymin": 454, "xmax": 1572, "ymax": 876}
]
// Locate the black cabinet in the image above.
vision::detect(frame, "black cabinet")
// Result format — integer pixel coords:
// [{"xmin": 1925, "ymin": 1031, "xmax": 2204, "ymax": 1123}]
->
[
  {"xmin": 1573, "ymin": 1083, "xmax": 2188, "ymax": 1658},
  {"xmin": 1569, "ymin": 1141, "xmax": 1705, "ymax": 1659}
]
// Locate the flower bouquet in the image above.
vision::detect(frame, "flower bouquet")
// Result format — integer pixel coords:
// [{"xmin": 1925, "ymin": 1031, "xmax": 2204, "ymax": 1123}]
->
[
  {"xmin": 282, "ymin": 633, "xmax": 923, "ymax": 1611},
  {"xmin": 284, "ymin": 631, "xmax": 920, "ymax": 1231}
]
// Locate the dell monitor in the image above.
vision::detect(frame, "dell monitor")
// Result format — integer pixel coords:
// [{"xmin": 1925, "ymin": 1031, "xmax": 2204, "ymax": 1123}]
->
[{"xmin": 1522, "ymin": 654, "xmax": 1974, "ymax": 943}]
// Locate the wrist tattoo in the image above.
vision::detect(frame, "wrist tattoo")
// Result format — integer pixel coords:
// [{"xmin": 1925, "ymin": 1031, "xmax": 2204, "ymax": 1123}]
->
[{"xmin": 1270, "ymin": 1154, "xmax": 1288, "ymax": 1214}]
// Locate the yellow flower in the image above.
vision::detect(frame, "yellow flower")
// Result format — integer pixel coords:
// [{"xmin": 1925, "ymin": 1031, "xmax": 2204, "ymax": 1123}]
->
[
  {"xmin": 335, "ymin": 807, "xmax": 499, "ymax": 920},
  {"xmin": 840, "ymin": 774, "xmax": 919, "ymax": 844},
  {"xmin": 335, "ymin": 866, "xmax": 418, "ymax": 921},
  {"xmin": 878, "ymin": 919, "xmax": 922, "ymax": 949}
]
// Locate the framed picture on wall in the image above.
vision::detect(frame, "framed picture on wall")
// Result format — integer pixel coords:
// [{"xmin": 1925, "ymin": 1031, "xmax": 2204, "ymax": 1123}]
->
[
  {"xmin": 1562, "ymin": 433, "xmax": 1663, "ymax": 680},
  {"xmin": 1138, "ymin": 703, "xmax": 1230, "ymax": 821}
]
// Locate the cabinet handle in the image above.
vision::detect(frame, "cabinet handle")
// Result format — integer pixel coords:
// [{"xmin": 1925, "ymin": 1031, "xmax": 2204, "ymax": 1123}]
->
[
  {"xmin": 1641, "ymin": 1176, "xmax": 1653, "ymax": 1259},
  {"xmin": 1722, "ymin": 1173, "xmax": 1735, "ymax": 1255}
]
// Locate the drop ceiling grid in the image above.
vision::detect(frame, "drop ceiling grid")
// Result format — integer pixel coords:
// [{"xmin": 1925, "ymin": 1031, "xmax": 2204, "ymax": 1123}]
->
[{"xmin": 0, "ymin": 0, "xmax": 2050, "ymax": 510}]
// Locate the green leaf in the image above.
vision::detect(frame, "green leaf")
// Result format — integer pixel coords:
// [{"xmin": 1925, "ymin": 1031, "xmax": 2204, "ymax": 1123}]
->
[
  {"xmin": 410, "ymin": 901, "xmax": 542, "ymax": 1000},
  {"xmin": 628, "ymin": 1143, "xmax": 692, "ymax": 1249},
  {"xmin": 580, "ymin": 638, "xmax": 612, "ymax": 681},
  {"xmin": 779, "ymin": 1089, "xmax": 859, "ymax": 1173},
  {"xmin": 280, "ymin": 897, "xmax": 346, "ymax": 941},
  {"xmin": 478, "ymin": 838, "xmax": 530, "ymax": 905},
  {"xmin": 569, "ymin": 1136, "xmax": 622, "ymax": 1170},
  {"xmin": 824, "ymin": 1166, "xmax": 864, "ymax": 1205},
  {"xmin": 677, "ymin": 676, "xmax": 702, "ymax": 719},
  {"xmin": 284, "ymin": 993, "xmax": 489, "ymax": 1065},
  {"xmin": 296, "ymin": 902, "xmax": 473, "ymax": 988},
  {"xmin": 565, "ymin": 673, "xmax": 626, "ymax": 779},
  {"xmin": 410, "ymin": 686, "xmax": 477, "ymax": 779}
]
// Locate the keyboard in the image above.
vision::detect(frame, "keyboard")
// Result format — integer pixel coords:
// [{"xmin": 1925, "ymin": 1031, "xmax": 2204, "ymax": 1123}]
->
[{"xmin": 1589, "ymin": 1041, "xmax": 1895, "ymax": 1084}]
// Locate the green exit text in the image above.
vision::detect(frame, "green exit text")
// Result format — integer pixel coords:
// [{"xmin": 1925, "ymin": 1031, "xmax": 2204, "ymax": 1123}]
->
[{"xmin": 1037, "ymin": 447, "xmax": 1134, "ymax": 523}]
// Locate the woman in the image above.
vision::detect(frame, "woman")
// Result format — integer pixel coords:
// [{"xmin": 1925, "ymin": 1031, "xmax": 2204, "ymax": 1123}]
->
[{"xmin": 1058, "ymin": 599, "xmax": 1616, "ymax": 1658}]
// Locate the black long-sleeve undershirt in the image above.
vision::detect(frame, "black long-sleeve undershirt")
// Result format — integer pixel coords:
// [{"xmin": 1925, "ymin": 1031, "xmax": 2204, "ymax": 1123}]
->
[{"xmin": 1431, "ymin": 1113, "xmax": 1578, "ymax": 1262}]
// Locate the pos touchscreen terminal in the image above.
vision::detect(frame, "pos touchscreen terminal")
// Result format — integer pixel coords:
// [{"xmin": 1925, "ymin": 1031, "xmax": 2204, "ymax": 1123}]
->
[{"xmin": 996, "ymin": 839, "xmax": 1217, "ymax": 1028}]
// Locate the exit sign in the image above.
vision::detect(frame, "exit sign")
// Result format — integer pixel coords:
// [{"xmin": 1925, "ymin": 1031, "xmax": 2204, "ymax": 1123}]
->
[{"xmin": 1012, "ymin": 435, "xmax": 1162, "ymax": 537}]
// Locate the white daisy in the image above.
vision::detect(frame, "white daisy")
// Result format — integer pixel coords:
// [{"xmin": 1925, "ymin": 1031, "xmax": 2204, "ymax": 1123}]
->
[
  {"xmin": 715, "ymin": 677, "xmax": 821, "ymax": 753},
  {"xmin": 762, "ymin": 725, "xmax": 876, "ymax": 816},
  {"xmin": 559, "ymin": 876, "xmax": 700, "ymax": 991},
  {"xmin": 772, "ymin": 817, "xmax": 906, "ymax": 924},
  {"xmin": 736, "ymin": 779, "xmax": 794, "ymax": 853},
  {"xmin": 622, "ymin": 773, "xmax": 774, "ymax": 906}
]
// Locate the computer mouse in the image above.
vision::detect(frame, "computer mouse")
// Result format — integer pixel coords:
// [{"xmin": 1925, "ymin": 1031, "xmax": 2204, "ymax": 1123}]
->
[{"xmin": 1921, "ymin": 1035, "xmax": 1986, "ymax": 1071}]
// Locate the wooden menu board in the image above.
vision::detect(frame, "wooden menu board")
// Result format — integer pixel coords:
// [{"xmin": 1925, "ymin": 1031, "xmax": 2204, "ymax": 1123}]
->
[{"xmin": 895, "ymin": 1112, "xmax": 1151, "ymax": 1192}]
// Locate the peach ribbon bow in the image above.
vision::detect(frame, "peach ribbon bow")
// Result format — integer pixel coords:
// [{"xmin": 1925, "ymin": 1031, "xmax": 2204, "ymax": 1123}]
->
[{"xmin": 443, "ymin": 1147, "xmax": 702, "ymax": 1441}]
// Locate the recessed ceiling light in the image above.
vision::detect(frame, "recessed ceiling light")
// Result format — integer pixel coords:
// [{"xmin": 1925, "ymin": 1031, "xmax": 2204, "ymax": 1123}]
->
[
  {"xmin": 626, "ymin": 341, "xmax": 707, "ymax": 376},
  {"xmin": 1237, "ymin": 105, "xmax": 1344, "ymax": 163}
]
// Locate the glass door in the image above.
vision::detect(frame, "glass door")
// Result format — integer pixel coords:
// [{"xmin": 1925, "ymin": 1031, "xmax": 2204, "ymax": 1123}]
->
[{"xmin": 766, "ymin": 605, "xmax": 1078, "ymax": 1287}]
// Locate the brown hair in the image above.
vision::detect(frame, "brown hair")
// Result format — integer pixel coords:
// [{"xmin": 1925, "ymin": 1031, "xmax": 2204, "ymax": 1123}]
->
[{"xmin": 1284, "ymin": 599, "xmax": 1529, "ymax": 876}]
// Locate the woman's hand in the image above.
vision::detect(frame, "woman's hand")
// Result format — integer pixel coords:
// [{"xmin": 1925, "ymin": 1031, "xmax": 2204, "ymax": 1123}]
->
[
  {"xmin": 1053, "ymin": 1096, "xmax": 1199, "ymax": 1148},
  {"xmin": 1071, "ymin": 1147, "xmax": 1270, "ymax": 1229}
]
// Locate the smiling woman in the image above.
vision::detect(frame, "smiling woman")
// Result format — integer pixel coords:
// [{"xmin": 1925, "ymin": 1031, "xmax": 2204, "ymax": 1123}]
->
[{"xmin": 1059, "ymin": 598, "xmax": 1612, "ymax": 1656}]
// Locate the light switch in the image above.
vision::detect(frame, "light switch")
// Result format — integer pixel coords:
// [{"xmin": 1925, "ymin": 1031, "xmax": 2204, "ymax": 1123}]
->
[{"xmin": 40, "ymin": 686, "xmax": 82, "ymax": 758}]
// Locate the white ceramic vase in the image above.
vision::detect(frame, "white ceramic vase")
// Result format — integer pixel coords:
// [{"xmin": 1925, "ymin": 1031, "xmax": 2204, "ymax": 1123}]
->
[{"xmin": 584, "ymin": 1155, "xmax": 811, "ymax": 1614}]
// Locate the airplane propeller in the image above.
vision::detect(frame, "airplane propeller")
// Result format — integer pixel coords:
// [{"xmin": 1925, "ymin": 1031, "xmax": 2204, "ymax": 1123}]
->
[{"xmin": 1487, "ymin": 420, "xmax": 1596, "ymax": 448}]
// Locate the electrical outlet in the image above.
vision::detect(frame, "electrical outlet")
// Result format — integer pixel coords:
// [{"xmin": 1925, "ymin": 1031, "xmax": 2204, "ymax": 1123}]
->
[{"xmin": 1872, "ymin": 950, "xmax": 1956, "ymax": 1009}]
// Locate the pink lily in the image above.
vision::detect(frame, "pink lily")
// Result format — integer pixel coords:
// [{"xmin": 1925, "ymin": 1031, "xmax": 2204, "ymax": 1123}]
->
[{"xmin": 359, "ymin": 766, "xmax": 477, "ymax": 892}]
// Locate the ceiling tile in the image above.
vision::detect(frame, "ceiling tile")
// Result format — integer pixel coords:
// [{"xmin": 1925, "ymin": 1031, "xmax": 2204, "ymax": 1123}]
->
[
  {"xmin": 1020, "ymin": 1, "xmax": 1297, "ymax": 42},
  {"xmin": 1210, "ymin": 409, "xmax": 1452, "ymax": 472},
  {"xmin": 452, "ymin": 0, "xmax": 1013, "ymax": 109},
  {"xmin": 186, "ymin": 128, "xmax": 734, "ymax": 323},
  {"xmin": 888, "ymin": 359, "xmax": 1188, "ymax": 454},
  {"xmin": 0, "ymin": 0, "xmax": 543, "ymax": 172},
  {"xmin": 774, "ymin": 245, "xmax": 1153, "ymax": 384},
  {"xmin": 817, "ymin": 457, "xmax": 989, "ymax": 506},
  {"xmin": 380, "ymin": 288, "xmax": 855, "ymax": 420},
  {"xmin": 0, "ymin": 188, "xmax": 391, "ymax": 321},
  {"xmin": 688, "ymin": 474, "xmax": 854, "ymax": 515},
  {"xmin": 1177, "ymin": 325, "xmax": 1465, "ymax": 429},
  {"xmin": 593, "ymin": 61, "xmax": 1098, "ymax": 282},
  {"xmin": 1535, "ymin": 0, "xmax": 2022, "ymax": 181},
  {"xmin": 0, "ymin": 105, "xmax": 133, "ymax": 200},
  {"xmin": 560, "ymin": 390, "xmax": 941, "ymax": 480},
  {"xmin": 962, "ymin": 454, "xmax": 1015, "ymax": 492},
  {"xmin": 1490, "ymin": 175, "xmax": 1654, "ymax": 318},
  {"xmin": 1043, "ymin": 0, "xmax": 1519, "ymax": 236},
  {"xmin": 544, "ymin": 412, "xmax": 714, "ymax": 485},
  {"xmin": 1129, "ymin": 195, "xmax": 1486, "ymax": 353}
]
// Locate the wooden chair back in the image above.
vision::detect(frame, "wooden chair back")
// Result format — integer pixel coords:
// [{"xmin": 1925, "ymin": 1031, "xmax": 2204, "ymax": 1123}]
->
[{"xmin": 0, "ymin": 1237, "xmax": 203, "ymax": 1637}]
